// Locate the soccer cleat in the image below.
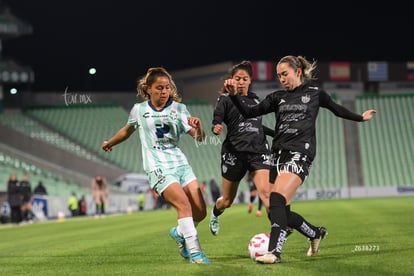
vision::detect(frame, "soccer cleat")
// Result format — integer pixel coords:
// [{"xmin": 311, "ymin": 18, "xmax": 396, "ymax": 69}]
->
[
  {"xmin": 307, "ymin": 226, "xmax": 328, "ymax": 256},
  {"xmin": 189, "ymin": 252, "xmax": 211, "ymax": 264},
  {"xmin": 248, "ymin": 203, "xmax": 253, "ymax": 213},
  {"xmin": 255, "ymin": 210, "xmax": 262, "ymax": 217},
  {"xmin": 209, "ymin": 215, "xmax": 220, "ymax": 235},
  {"xmin": 255, "ymin": 252, "xmax": 281, "ymax": 264},
  {"xmin": 169, "ymin": 227, "xmax": 189, "ymax": 259}
]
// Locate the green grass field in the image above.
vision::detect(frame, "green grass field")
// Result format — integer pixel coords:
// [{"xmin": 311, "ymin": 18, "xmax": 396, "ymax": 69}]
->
[{"xmin": 1, "ymin": 196, "xmax": 413, "ymax": 275}]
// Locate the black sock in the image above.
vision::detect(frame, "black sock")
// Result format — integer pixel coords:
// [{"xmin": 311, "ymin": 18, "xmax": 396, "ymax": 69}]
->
[
  {"xmin": 213, "ymin": 204, "xmax": 224, "ymax": 217},
  {"xmin": 249, "ymin": 196, "xmax": 255, "ymax": 203},
  {"xmin": 268, "ymin": 192, "xmax": 287, "ymax": 258},
  {"xmin": 286, "ymin": 205, "xmax": 291, "ymax": 223},
  {"xmin": 288, "ymin": 211, "xmax": 319, "ymax": 239},
  {"xmin": 258, "ymin": 198, "xmax": 262, "ymax": 211}
]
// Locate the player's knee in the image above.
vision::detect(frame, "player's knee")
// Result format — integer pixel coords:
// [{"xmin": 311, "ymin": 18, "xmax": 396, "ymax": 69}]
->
[{"xmin": 269, "ymin": 192, "xmax": 286, "ymax": 208}]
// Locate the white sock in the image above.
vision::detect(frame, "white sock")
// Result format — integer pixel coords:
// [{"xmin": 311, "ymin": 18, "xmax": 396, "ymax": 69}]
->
[
  {"xmin": 178, "ymin": 217, "xmax": 201, "ymax": 254},
  {"xmin": 176, "ymin": 220, "xmax": 198, "ymax": 236}
]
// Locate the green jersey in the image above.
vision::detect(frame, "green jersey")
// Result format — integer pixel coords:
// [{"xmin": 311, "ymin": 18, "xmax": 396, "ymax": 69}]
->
[{"xmin": 127, "ymin": 99, "xmax": 192, "ymax": 172}]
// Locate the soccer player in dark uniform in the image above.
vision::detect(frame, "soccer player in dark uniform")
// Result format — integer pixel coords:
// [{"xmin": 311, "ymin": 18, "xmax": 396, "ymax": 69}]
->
[
  {"xmin": 7, "ymin": 174, "xmax": 22, "ymax": 223},
  {"xmin": 20, "ymin": 173, "xmax": 33, "ymax": 222},
  {"xmin": 209, "ymin": 61, "xmax": 323, "ymax": 244},
  {"xmin": 227, "ymin": 55, "xmax": 377, "ymax": 264},
  {"xmin": 209, "ymin": 61, "xmax": 272, "ymax": 236},
  {"xmin": 246, "ymin": 171, "xmax": 263, "ymax": 216}
]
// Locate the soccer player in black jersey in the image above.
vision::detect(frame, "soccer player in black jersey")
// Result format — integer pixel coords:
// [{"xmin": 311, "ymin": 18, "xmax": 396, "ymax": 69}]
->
[
  {"xmin": 209, "ymin": 61, "xmax": 272, "ymax": 236},
  {"xmin": 209, "ymin": 61, "xmax": 327, "ymax": 247},
  {"xmin": 227, "ymin": 56, "xmax": 377, "ymax": 264}
]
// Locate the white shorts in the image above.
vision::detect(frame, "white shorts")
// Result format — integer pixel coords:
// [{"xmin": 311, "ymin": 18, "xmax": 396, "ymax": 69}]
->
[{"xmin": 147, "ymin": 164, "xmax": 196, "ymax": 196}]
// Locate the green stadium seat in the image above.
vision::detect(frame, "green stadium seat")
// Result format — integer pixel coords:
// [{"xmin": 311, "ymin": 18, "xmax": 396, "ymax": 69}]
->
[{"xmin": 356, "ymin": 94, "xmax": 414, "ymax": 187}]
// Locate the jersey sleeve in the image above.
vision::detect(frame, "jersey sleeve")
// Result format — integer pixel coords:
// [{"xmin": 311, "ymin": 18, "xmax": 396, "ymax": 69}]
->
[
  {"xmin": 229, "ymin": 92, "xmax": 276, "ymax": 118},
  {"xmin": 319, "ymin": 90, "xmax": 363, "ymax": 121},
  {"xmin": 262, "ymin": 125, "xmax": 276, "ymax": 137},
  {"xmin": 177, "ymin": 103, "xmax": 192, "ymax": 134},
  {"xmin": 127, "ymin": 104, "xmax": 139, "ymax": 127},
  {"xmin": 212, "ymin": 95, "xmax": 226, "ymax": 129}
]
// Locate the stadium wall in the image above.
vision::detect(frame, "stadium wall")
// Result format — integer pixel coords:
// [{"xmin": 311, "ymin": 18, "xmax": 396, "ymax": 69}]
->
[
  {"xmin": 292, "ymin": 186, "xmax": 414, "ymax": 201},
  {"xmin": 0, "ymin": 123, "xmax": 127, "ymax": 185},
  {"xmin": 2, "ymin": 186, "xmax": 413, "ymax": 223},
  {"xmin": 1, "ymin": 192, "xmax": 155, "ymax": 222}
]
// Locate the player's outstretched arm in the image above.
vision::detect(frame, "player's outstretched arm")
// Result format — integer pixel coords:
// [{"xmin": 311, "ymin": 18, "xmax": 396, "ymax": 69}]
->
[{"xmin": 102, "ymin": 124, "xmax": 135, "ymax": 152}]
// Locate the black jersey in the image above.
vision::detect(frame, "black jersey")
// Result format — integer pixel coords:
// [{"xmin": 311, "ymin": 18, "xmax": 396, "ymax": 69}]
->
[
  {"xmin": 212, "ymin": 92, "xmax": 271, "ymax": 154},
  {"xmin": 7, "ymin": 180, "xmax": 22, "ymax": 208},
  {"xmin": 20, "ymin": 180, "xmax": 32, "ymax": 202},
  {"xmin": 230, "ymin": 83, "xmax": 363, "ymax": 161}
]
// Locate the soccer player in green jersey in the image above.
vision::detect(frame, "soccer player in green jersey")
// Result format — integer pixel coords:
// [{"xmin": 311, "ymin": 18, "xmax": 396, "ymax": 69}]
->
[{"xmin": 102, "ymin": 67, "xmax": 210, "ymax": 264}]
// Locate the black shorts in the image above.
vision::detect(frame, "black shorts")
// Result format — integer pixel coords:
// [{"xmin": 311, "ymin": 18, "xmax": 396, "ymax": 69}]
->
[
  {"xmin": 269, "ymin": 149, "xmax": 312, "ymax": 183},
  {"xmin": 221, "ymin": 151, "xmax": 270, "ymax": 182}
]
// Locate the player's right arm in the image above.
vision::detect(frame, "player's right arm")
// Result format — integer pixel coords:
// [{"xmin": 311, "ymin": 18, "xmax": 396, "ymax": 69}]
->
[{"xmin": 102, "ymin": 124, "xmax": 135, "ymax": 152}]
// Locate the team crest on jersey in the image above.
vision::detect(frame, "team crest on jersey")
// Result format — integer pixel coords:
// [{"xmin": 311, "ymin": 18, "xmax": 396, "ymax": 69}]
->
[
  {"xmin": 169, "ymin": 109, "xmax": 177, "ymax": 120},
  {"xmin": 154, "ymin": 168, "xmax": 166, "ymax": 185},
  {"xmin": 301, "ymin": 94, "xmax": 310, "ymax": 104},
  {"xmin": 157, "ymin": 174, "xmax": 166, "ymax": 185}
]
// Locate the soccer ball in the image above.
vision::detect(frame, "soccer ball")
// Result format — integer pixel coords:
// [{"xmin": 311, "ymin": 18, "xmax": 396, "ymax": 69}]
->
[{"xmin": 248, "ymin": 233, "xmax": 270, "ymax": 260}]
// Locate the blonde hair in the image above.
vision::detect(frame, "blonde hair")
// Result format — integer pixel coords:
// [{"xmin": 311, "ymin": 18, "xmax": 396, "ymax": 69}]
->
[
  {"xmin": 277, "ymin": 55, "xmax": 318, "ymax": 82},
  {"xmin": 136, "ymin": 67, "xmax": 182, "ymax": 102}
]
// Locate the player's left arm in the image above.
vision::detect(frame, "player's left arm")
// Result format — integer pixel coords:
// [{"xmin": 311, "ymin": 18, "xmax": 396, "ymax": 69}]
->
[
  {"xmin": 321, "ymin": 91, "xmax": 377, "ymax": 122},
  {"xmin": 263, "ymin": 125, "xmax": 276, "ymax": 137}
]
